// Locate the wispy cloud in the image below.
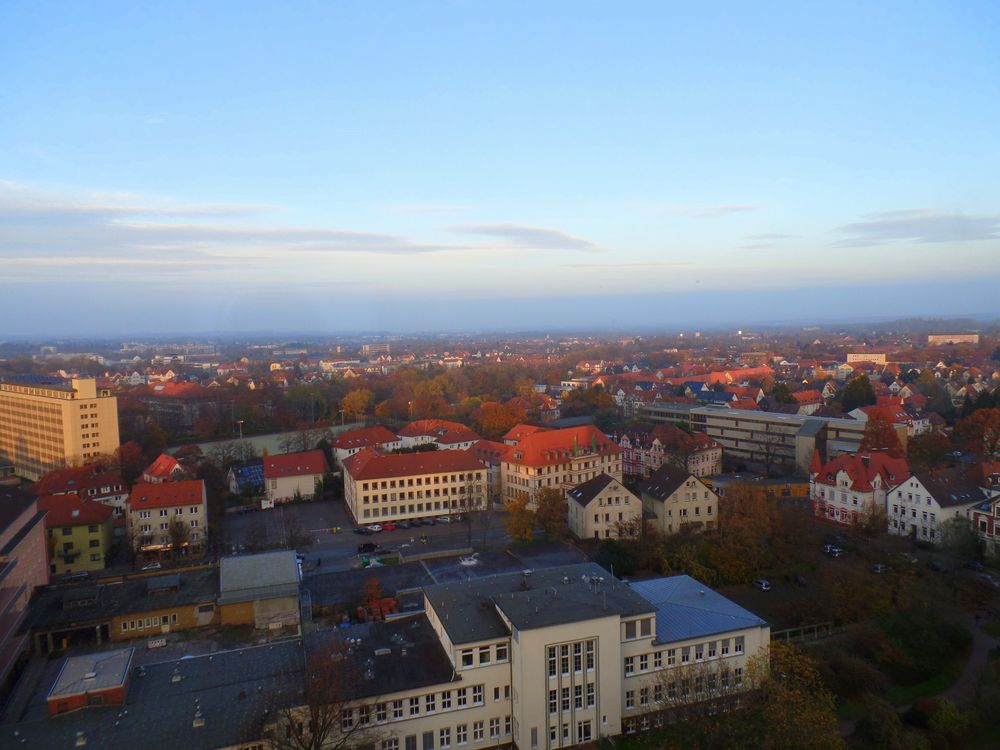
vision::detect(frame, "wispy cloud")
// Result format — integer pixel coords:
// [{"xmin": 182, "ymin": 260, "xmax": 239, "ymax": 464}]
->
[
  {"xmin": 746, "ymin": 232, "xmax": 796, "ymax": 240},
  {"xmin": 662, "ymin": 204, "xmax": 760, "ymax": 219},
  {"xmin": 834, "ymin": 209, "xmax": 1000, "ymax": 247},
  {"xmin": 564, "ymin": 261, "xmax": 692, "ymax": 269},
  {"xmin": 450, "ymin": 223, "xmax": 599, "ymax": 251}
]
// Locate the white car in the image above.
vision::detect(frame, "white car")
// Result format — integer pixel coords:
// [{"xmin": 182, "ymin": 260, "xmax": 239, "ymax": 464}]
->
[
  {"xmin": 141, "ymin": 562, "xmax": 162, "ymax": 571},
  {"xmin": 435, "ymin": 515, "xmax": 453, "ymax": 524},
  {"xmin": 366, "ymin": 524, "xmax": 383, "ymax": 533}
]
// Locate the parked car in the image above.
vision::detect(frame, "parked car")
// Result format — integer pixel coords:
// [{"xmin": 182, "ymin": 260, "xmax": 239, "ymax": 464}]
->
[
  {"xmin": 753, "ymin": 579, "xmax": 772, "ymax": 591},
  {"xmin": 358, "ymin": 542, "xmax": 379, "ymax": 554},
  {"xmin": 382, "ymin": 522, "xmax": 397, "ymax": 532},
  {"xmin": 141, "ymin": 562, "xmax": 162, "ymax": 572},
  {"xmin": 366, "ymin": 524, "xmax": 383, "ymax": 533},
  {"xmin": 397, "ymin": 520, "xmax": 411, "ymax": 529},
  {"xmin": 823, "ymin": 544, "xmax": 845, "ymax": 557},
  {"xmin": 435, "ymin": 515, "xmax": 453, "ymax": 524},
  {"xmin": 872, "ymin": 563, "xmax": 886, "ymax": 574},
  {"xmin": 354, "ymin": 527, "xmax": 372, "ymax": 535}
]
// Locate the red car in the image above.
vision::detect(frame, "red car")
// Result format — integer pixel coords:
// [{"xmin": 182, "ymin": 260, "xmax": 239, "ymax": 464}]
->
[{"xmin": 381, "ymin": 522, "xmax": 397, "ymax": 532}]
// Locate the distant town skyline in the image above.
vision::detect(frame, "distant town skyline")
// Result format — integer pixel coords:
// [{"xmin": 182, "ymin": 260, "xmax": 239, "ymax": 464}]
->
[{"xmin": 2, "ymin": 1, "xmax": 999, "ymax": 335}]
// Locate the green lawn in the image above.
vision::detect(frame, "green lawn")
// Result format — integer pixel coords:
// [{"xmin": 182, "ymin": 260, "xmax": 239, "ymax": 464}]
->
[{"xmin": 884, "ymin": 653, "xmax": 966, "ymax": 706}]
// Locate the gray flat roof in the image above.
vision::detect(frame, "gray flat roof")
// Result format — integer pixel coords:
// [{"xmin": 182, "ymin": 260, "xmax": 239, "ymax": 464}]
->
[
  {"xmin": 219, "ymin": 550, "xmax": 299, "ymax": 604},
  {"xmin": 630, "ymin": 575, "xmax": 768, "ymax": 643},
  {"xmin": 425, "ymin": 563, "xmax": 655, "ymax": 645},
  {"xmin": 48, "ymin": 648, "xmax": 133, "ymax": 700}
]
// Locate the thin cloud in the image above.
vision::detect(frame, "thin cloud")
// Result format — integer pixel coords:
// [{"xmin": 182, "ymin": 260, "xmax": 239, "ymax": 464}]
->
[
  {"xmin": 394, "ymin": 204, "xmax": 468, "ymax": 214},
  {"xmin": 450, "ymin": 223, "xmax": 599, "ymax": 251},
  {"xmin": 565, "ymin": 261, "xmax": 692, "ymax": 269},
  {"xmin": 834, "ymin": 209, "xmax": 1000, "ymax": 247},
  {"xmin": 662, "ymin": 204, "xmax": 761, "ymax": 218},
  {"xmin": 745, "ymin": 232, "xmax": 796, "ymax": 240}
]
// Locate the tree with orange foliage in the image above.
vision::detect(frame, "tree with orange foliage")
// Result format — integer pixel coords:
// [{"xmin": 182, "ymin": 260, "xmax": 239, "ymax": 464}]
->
[
  {"xmin": 473, "ymin": 401, "xmax": 526, "ymax": 440},
  {"xmin": 858, "ymin": 411, "xmax": 905, "ymax": 458},
  {"xmin": 709, "ymin": 483, "xmax": 780, "ymax": 584},
  {"xmin": 955, "ymin": 407, "xmax": 1000, "ymax": 459},
  {"xmin": 504, "ymin": 495, "xmax": 535, "ymax": 543}
]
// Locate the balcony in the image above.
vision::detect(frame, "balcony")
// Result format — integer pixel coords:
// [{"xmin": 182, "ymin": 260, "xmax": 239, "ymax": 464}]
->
[{"xmin": 59, "ymin": 548, "xmax": 81, "ymax": 562}]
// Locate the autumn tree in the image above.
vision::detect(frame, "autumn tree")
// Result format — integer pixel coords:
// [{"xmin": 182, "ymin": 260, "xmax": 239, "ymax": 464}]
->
[
  {"xmin": 906, "ymin": 431, "xmax": 952, "ymax": 469},
  {"xmin": 340, "ymin": 388, "xmax": 375, "ymax": 422},
  {"xmin": 535, "ymin": 487, "xmax": 568, "ymax": 538},
  {"xmin": 955, "ymin": 407, "xmax": 1000, "ymax": 458},
  {"xmin": 771, "ymin": 382, "xmax": 796, "ymax": 404},
  {"xmin": 167, "ymin": 517, "xmax": 191, "ymax": 559},
  {"xmin": 472, "ymin": 401, "xmax": 526, "ymax": 440},
  {"xmin": 114, "ymin": 440, "xmax": 146, "ymax": 484},
  {"xmin": 504, "ymin": 495, "xmax": 535, "ymax": 542},
  {"xmin": 709, "ymin": 484, "xmax": 780, "ymax": 583},
  {"xmin": 858, "ymin": 411, "xmax": 905, "ymax": 458}
]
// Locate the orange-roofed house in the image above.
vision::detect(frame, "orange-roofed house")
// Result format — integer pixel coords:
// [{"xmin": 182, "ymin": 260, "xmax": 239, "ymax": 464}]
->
[
  {"xmin": 330, "ymin": 426, "xmax": 401, "ymax": 467},
  {"xmin": 791, "ymin": 389, "xmax": 824, "ymax": 415},
  {"xmin": 501, "ymin": 425, "xmax": 622, "ymax": 508},
  {"xmin": 37, "ymin": 495, "xmax": 114, "ymax": 576},
  {"xmin": 141, "ymin": 453, "xmax": 185, "ymax": 483},
  {"xmin": 29, "ymin": 465, "xmax": 129, "ymax": 521},
  {"xmin": 502, "ymin": 423, "xmax": 548, "ymax": 446},
  {"xmin": 263, "ymin": 450, "xmax": 329, "ymax": 507},
  {"xmin": 810, "ymin": 451, "xmax": 910, "ymax": 526},
  {"xmin": 398, "ymin": 419, "xmax": 481, "ymax": 450},
  {"xmin": 126, "ymin": 480, "xmax": 207, "ymax": 560},
  {"xmin": 342, "ymin": 448, "xmax": 486, "ymax": 524}
]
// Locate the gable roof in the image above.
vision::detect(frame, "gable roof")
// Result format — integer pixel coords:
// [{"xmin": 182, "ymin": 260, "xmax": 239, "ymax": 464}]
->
[
  {"xmin": 912, "ymin": 468, "xmax": 987, "ymax": 508},
  {"xmin": 566, "ymin": 473, "xmax": 631, "ymax": 507},
  {"xmin": 126, "ymin": 480, "xmax": 205, "ymax": 510},
  {"xmin": 37, "ymin": 494, "xmax": 114, "ymax": 527},
  {"xmin": 398, "ymin": 419, "xmax": 481, "ymax": 445},
  {"xmin": 504, "ymin": 425, "xmax": 620, "ymax": 468},
  {"xmin": 330, "ymin": 425, "xmax": 399, "ymax": 451},
  {"xmin": 343, "ymin": 448, "xmax": 484, "ymax": 481},
  {"xmin": 29, "ymin": 466, "xmax": 125, "ymax": 497},
  {"xmin": 262, "ymin": 449, "xmax": 328, "ymax": 479},
  {"xmin": 469, "ymin": 438, "xmax": 510, "ymax": 463},
  {"xmin": 641, "ymin": 464, "xmax": 697, "ymax": 501},
  {"xmin": 813, "ymin": 451, "xmax": 909, "ymax": 492},
  {"xmin": 142, "ymin": 453, "xmax": 181, "ymax": 480},
  {"xmin": 501, "ymin": 423, "xmax": 548, "ymax": 443}
]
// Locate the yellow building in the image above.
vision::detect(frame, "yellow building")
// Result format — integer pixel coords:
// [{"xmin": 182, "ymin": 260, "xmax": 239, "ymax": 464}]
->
[
  {"xmin": 37, "ymin": 494, "xmax": 115, "ymax": 576},
  {"xmin": 0, "ymin": 376, "xmax": 120, "ymax": 481}
]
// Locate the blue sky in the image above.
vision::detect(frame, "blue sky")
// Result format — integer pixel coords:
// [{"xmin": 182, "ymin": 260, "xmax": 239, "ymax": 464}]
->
[{"xmin": 2, "ymin": 1, "xmax": 999, "ymax": 335}]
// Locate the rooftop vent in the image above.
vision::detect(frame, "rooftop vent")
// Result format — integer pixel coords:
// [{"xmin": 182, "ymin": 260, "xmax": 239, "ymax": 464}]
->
[
  {"xmin": 83, "ymin": 671, "xmax": 97, "ymax": 680},
  {"xmin": 75, "ymin": 731, "xmax": 87, "ymax": 747}
]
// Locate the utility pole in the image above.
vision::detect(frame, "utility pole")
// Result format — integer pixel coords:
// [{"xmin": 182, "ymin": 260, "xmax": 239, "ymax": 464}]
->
[{"xmin": 237, "ymin": 420, "xmax": 244, "ymax": 441}]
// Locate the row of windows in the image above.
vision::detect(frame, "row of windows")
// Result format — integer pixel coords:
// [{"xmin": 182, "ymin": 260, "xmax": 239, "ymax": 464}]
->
[
  {"xmin": 121, "ymin": 613, "xmax": 179, "ymax": 631},
  {"xmin": 547, "ymin": 641, "xmax": 596, "ymax": 676},
  {"xmin": 362, "ymin": 485, "xmax": 473, "ymax": 503},
  {"xmin": 460, "ymin": 643, "xmax": 508, "ymax": 667},
  {"xmin": 362, "ymin": 473, "xmax": 482, "ymax": 491},
  {"xmin": 341, "ymin": 687, "xmax": 489, "ymax": 728},
  {"xmin": 625, "ymin": 667, "xmax": 744, "ymax": 709},
  {"xmin": 548, "ymin": 682, "xmax": 596, "ymax": 712},
  {"xmin": 624, "ymin": 637, "xmax": 745, "ymax": 676},
  {"xmin": 376, "ymin": 716, "xmax": 509, "ymax": 750}
]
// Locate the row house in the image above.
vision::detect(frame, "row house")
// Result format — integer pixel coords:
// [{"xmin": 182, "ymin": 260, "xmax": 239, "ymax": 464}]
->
[
  {"xmin": 501, "ymin": 425, "xmax": 622, "ymax": 509},
  {"xmin": 30, "ymin": 465, "xmax": 129, "ymax": 520},
  {"xmin": 343, "ymin": 448, "xmax": 486, "ymax": 524},
  {"xmin": 615, "ymin": 426, "xmax": 722, "ymax": 480},
  {"xmin": 810, "ymin": 451, "xmax": 909, "ymax": 526},
  {"xmin": 331, "ymin": 425, "xmax": 402, "ymax": 467}
]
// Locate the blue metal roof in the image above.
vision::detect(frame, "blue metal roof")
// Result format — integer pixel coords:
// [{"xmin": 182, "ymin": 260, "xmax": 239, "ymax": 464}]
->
[
  {"xmin": 230, "ymin": 461, "xmax": 264, "ymax": 489},
  {"xmin": 631, "ymin": 575, "xmax": 768, "ymax": 642}
]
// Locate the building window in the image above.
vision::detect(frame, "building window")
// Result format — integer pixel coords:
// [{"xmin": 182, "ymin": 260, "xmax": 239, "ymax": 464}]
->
[
  {"xmin": 425, "ymin": 694, "xmax": 436, "ymax": 713},
  {"xmin": 624, "ymin": 656, "xmax": 634, "ymax": 676},
  {"xmin": 439, "ymin": 728, "xmax": 451, "ymax": 748},
  {"xmin": 639, "ymin": 654, "xmax": 649, "ymax": 672},
  {"xmin": 382, "ymin": 741, "xmax": 399, "ymax": 750},
  {"xmin": 341, "ymin": 709, "xmax": 354, "ymax": 731},
  {"xmin": 489, "ymin": 718, "xmax": 500, "ymax": 738},
  {"xmin": 473, "ymin": 685, "xmax": 483, "ymax": 704},
  {"xmin": 625, "ymin": 690, "xmax": 635, "ymax": 709},
  {"xmin": 376, "ymin": 703, "xmax": 387, "ymax": 723},
  {"xmin": 667, "ymin": 648, "xmax": 676, "ymax": 666},
  {"xmin": 457, "ymin": 688, "xmax": 467, "ymax": 707},
  {"xmin": 479, "ymin": 646, "xmax": 491, "ymax": 665},
  {"xmin": 441, "ymin": 691, "xmax": 451, "ymax": 710},
  {"xmin": 586, "ymin": 682, "xmax": 595, "ymax": 707},
  {"xmin": 461, "ymin": 649, "xmax": 474, "ymax": 667},
  {"xmin": 456, "ymin": 725, "xmax": 467, "ymax": 745},
  {"xmin": 392, "ymin": 700, "xmax": 403, "ymax": 720},
  {"xmin": 574, "ymin": 684, "xmax": 583, "ymax": 709},
  {"xmin": 496, "ymin": 643, "xmax": 508, "ymax": 662},
  {"xmin": 473, "ymin": 722, "xmax": 484, "ymax": 741},
  {"xmin": 548, "ymin": 689, "xmax": 557, "ymax": 714},
  {"xmin": 409, "ymin": 697, "xmax": 419, "ymax": 716}
]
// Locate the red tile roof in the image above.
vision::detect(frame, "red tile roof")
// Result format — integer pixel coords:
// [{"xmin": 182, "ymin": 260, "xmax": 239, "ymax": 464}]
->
[
  {"xmin": 331, "ymin": 425, "xmax": 399, "ymax": 450},
  {"xmin": 343, "ymin": 448, "xmax": 484, "ymax": 481},
  {"xmin": 37, "ymin": 494, "xmax": 113, "ymax": 527},
  {"xmin": 501, "ymin": 423, "xmax": 548, "ymax": 443},
  {"xmin": 504, "ymin": 425, "xmax": 620, "ymax": 468},
  {"xmin": 141, "ymin": 382, "xmax": 213, "ymax": 399},
  {"xmin": 791, "ymin": 389, "xmax": 823, "ymax": 404},
  {"xmin": 469, "ymin": 439, "xmax": 510, "ymax": 463},
  {"xmin": 398, "ymin": 419, "xmax": 481, "ymax": 445},
  {"xmin": 812, "ymin": 451, "xmax": 909, "ymax": 493},
  {"xmin": 143, "ymin": 453, "xmax": 182, "ymax": 480},
  {"xmin": 127, "ymin": 480, "xmax": 206, "ymax": 510},
  {"xmin": 263, "ymin": 450, "xmax": 329, "ymax": 479},
  {"xmin": 29, "ymin": 466, "xmax": 125, "ymax": 497}
]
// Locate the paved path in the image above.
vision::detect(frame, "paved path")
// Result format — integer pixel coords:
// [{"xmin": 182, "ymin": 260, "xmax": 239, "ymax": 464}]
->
[{"xmin": 839, "ymin": 612, "xmax": 999, "ymax": 737}]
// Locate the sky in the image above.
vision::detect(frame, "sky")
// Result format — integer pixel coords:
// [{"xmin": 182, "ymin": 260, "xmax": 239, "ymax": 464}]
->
[{"xmin": 2, "ymin": 1, "xmax": 999, "ymax": 336}]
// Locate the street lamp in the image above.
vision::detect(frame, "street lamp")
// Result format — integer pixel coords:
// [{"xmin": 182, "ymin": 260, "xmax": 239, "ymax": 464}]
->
[{"xmin": 236, "ymin": 420, "xmax": 244, "ymax": 441}]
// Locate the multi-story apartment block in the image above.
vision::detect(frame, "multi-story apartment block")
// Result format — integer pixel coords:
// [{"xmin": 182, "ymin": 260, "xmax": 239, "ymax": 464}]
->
[
  {"xmin": 126, "ymin": 480, "xmax": 208, "ymax": 560},
  {"xmin": 640, "ymin": 466, "xmax": 719, "ymax": 535},
  {"xmin": 0, "ymin": 376, "xmax": 120, "ymax": 481},
  {"xmin": 343, "ymin": 448, "xmax": 486, "ymax": 523},
  {"xmin": 927, "ymin": 333, "xmax": 979, "ymax": 345},
  {"xmin": 566, "ymin": 474, "xmax": 641, "ymax": 539},
  {"xmin": 616, "ymin": 425, "xmax": 722, "ymax": 480},
  {"xmin": 29, "ymin": 465, "xmax": 129, "ymax": 520},
  {"xmin": 637, "ymin": 403, "xmax": 873, "ymax": 474},
  {"xmin": 809, "ymin": 451, "xmax": 909, "ymax": 526},
  {"xmin": 887, "ymin": 468, "xmax": 985, "ymax": 544},
  {"xmin": 37, "ymin": 494, "xmax": 114, "ymax": 576},
  {"xmin": 470, "ymin": 438, "xmax": 509, "ymax": 505},
  {"xmin": 501, "ymin": 425, "xmax": 622, "ymax": 508}
]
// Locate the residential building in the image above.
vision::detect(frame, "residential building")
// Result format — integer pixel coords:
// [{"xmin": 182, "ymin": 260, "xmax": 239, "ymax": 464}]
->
[
  {"xmin": 126, "ymin": 480, "xmax": 208, "ymax": 559},
  {"xmin": 0, "ymin": 487, "xmax": 48, "ymax": 696},
  {"xmin": 846, "ymin": 353, "xmax": 887, "ymax": 364},
  {"xmin": 227, "ymin": 459, "xmax": 264, "ymax": 497},
  {"xmin": 971, "ymin": 494, "xmax": 1000, "ymax": 558},
  {"xmin": 501, "ymin": 425, "xmax": 622, "ymax": 508},
  {"xmin": 469, "ymin": 438, "xmax": 509, "ymax": 505},
  {"xmin": 502, "ymin": 423, "xmax": 548, "ymax": 446},
  {"xmin": 0, "ymin": 375, "xmax": 120, "ymax": 481},
  {"xmin": 9, "ymin": 563, "xmax": 768, "ymax": 750},
  {"xmin": 616, "ymin": 425, "xmax": 722, "ymax": 480},
  {"xmin": 888, "ymin": 468, "xmax": 985, "ymax": 544},
  {"xmin": 343, "ymin": 448, "xmax": 486, "ymax": 523},
  {"xmin": 927, "ymin": 333, "xmax": 979, "ymax": 345},
  {"xmin": 263, "ymin": 449, "xmax": 329, "ymax": 506},
  {"xmin": 810, "ymin": 451, "xmax": 909, "ymax": 526},
  {"xmin": 37, "ymin": 495, "xmax": 114, "ymax": 576},
  {"xmin": 640, "ymin": 466, "xmax": 719, "ymax": 535},
  {"xmin": 141, "ymin": 452, "xmax": 185, "ymax": 483},
  {"xmin": 134, "ymin": 382, "xmax": 223, "ymax": 435},
  {"xmin": 566, "ymin": 473, "xmax": 641, "ymax": 539},
  {"xmin": 218, "ymin": 550, "xmax": 301, "ymax": 632},
  {"xmin": 29, "ymin": 465, "xmax": 129, "ymax": 519},
  {"xmin": 399, "ymin": 419, "xmax": 482, "ymax": 450},
  {"xmin": 330, "ymin": 425, "xmax": 401, "ymax": 467}
]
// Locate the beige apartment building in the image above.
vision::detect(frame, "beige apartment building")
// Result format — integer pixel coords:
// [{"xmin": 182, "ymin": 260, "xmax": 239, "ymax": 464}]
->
[
  {"xmin": 126, "ymin": 480, "xmax": 208, "ymax": 560},
  {"xmin": 566, "ymin": 474, "xmax": 641, "ymax": 540},
  {"xmin": 640, "ymin": 466, "xmax": 719, "ymax": 535},
  {"xmin": 927, "ymin": 333, "xmax": 979, "ymax": 345},
  {"xmin": 0, "ymin": 376, "xmax": 120, "ymax": 481},
  {"xmin": 502, "ymin": 425, "xmax": 622, "ymax": 509},
  {"xmin": 343, "ymin": 448, "xmax": 486, "ymax": 523}
]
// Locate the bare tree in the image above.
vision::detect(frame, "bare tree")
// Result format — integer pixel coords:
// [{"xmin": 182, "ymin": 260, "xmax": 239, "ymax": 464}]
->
[
  {"xmin": 456, "ymin": 473, "xmax": 488, "ymax": 547},
  {"xmin": 167, "ymin": 517, "xmax": 191, "ymax": 559},
  {"xmin": 265, "ymin": 640, "xmax": 386, "ymax": 750}
]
